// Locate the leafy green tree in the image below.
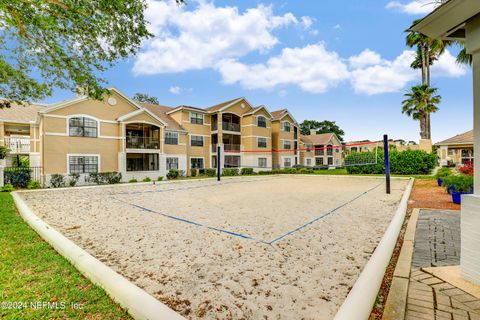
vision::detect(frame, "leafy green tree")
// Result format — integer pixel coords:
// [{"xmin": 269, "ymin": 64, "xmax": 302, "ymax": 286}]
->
[
  {"xmin": 132, "ymin": 93, "xmax": 159, "ymax": 104},
  {"xmin": 0, "ymin": 0, "xmax": 184, "ymax": 108},
  {"xmin": 402, "ymin": 84, "xmax": 441, "ymax": 139},
  {"xmin": 299, "ymin": 120, "xmax": 345, "ymax": 142}
]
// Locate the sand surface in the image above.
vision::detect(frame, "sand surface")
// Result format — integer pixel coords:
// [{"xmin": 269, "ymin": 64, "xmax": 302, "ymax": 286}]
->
[{"xmin": 20, "ymin": 175, "xmax": 408, "ymax": 319}]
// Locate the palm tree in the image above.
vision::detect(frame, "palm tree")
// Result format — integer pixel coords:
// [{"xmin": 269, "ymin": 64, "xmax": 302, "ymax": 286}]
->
[{"xmin": 402, "ymin": 84, "xmax": 441, "ymax": 140}]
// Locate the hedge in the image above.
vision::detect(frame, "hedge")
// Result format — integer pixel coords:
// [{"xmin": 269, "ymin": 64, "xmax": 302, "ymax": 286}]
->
[
  {"xmin": 345, "ymin": 150, "xmax": 437, "ymax": 175},
  {"xmin": 222, "ymin": 168, "xmax": 239, "ymax": 176},
  {"xmin": 89, "ymin": 172, "xmax": 122, "ymax": 185},
  {"xmin": 4, "ymin": 168, "xmax": 31, "ymax": 188}
]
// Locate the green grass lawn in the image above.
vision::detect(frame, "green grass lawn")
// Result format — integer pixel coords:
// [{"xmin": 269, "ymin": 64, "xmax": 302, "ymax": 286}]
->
[{"xmin": 0, "ymin": 192, "xmax": 131, "ymax": 320}]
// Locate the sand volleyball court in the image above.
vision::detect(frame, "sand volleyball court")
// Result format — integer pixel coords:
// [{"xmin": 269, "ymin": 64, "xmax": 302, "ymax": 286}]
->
[{"xmin": 20, "ymin": 175, "xmax": 408, "ymax": 319}]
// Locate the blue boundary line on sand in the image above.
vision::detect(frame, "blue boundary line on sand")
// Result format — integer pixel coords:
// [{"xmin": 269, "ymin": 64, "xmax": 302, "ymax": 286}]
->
[
  {"xmin": 266, "ymin": 181, "xmax": 384, "ymax": 244},
  {"xmin": 114, "ymin": 198, "xmax": 269, "ymax": 244},
  {"xmin": 113, "ymin": 180, "xmax": 384, "ymax": 246}
]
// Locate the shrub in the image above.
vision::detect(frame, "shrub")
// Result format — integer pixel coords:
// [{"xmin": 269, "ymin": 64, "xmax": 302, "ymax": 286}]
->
[
  {"xmin": 142, "ymin": 176, "xmax": 152, "ymax": 182},
  {"xmin": 205, "ymin": 168, "xmax": 216, "ymax": 177},
  {"xmin": 27, "ymin": 180, "xmax": 41, "ymax": 189},
  {"xmin": 4, "ymin": 168, "xmax": 32, "ymax": 188},
  {"xmin": 298, "ymin": 168, "xmax": 314, "ymax": 174},
  {"xmin": 89, "ymin": 172, "xmax": 122, "ymax": 185},
  {"xmin": 50, "ymin": 174, "xmax": 65, "ymax": 188},
  {"xmin": 167, "ymin": 169, "xmax": 180, "ymax": 180},
  {"xmin": 435, "ymin": 167, "xmax": 453, "ymax": 180},
  {"xmin": 1, "ymin": 184, "xmax": 14, "ymax": 192},
  {"xmin": 241, "ymin": 168, "xmax": 254, "ymax": 175},
  {"xmin": 443, "ymin": 175, "xmax": 474, "ymax": 193},
  {"xmin": 68, "ymin": 173, "xmax": 80, "ymax": 187},
  {"xmin": 191, "ymin": 168, "xmax": 198, "ymax": 177},
  {"xmin": 129, "ymin": 178, "xmax": 138, "ymax": 183},
  {"xmin": 222, "ymin": 168, "xmax": 239, "ymax": 176},
  {"xmin": 346, "ymin": 150, "xmax": 437, "ymax": 175},
  {"xmin": 0, "ymin": 146, "xmax": 9, "ymax": 159},
  {"xmin": 258, "ymin": 170, "xmax": 273, "ymax": 175},
  {"xmin": 157, "ymin": 176, "xmax": 164, "ymax": 181}
]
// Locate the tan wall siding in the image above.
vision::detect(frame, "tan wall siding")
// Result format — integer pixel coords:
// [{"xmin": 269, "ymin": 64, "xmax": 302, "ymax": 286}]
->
[
  {"xmin": 49, "ymin": 92, "xmax": 137, "ymax": 120},
  {"xmin": 43, "ymin": 136, "xmax": 119, "ymax": 174},
  {"xmin": 44, "ymin": 117, "xmax": 67, "ymax": 133}
]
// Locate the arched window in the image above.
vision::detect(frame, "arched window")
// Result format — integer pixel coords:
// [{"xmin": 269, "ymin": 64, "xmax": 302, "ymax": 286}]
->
[
  {"xmin": 69, "ymin": 117, "xmax": 98, "ymax": 137},
  {"xmin": 257, "ymin": 116, "xmax": 267, "ymax": 128}
]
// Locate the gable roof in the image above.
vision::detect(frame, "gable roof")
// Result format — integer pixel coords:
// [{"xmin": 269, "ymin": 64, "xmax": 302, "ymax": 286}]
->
[
  {"xmin": 242, "ymin": 105, "xmax": 273, "ymax": 118},
  {"xmin": 0, "ymin": 103, "xmax": 45, "ymax": 123},
  {"xmin": 206, "ymin": 97, "xmax": 244, "ymax": 112},
  {"xmin": 301, "ymin": 133, "xmax": 338, "ymax": 145},
  {"xmin": 435, "ymin": 130, "xmax": 473, "ymax": 146},
  {"xmin": 271, "ymin": 109, "xmax": 298, "ymax": 124},
  {"xmin": 139, "ymin": 103, "xmax": 185, "ymax": 131}
]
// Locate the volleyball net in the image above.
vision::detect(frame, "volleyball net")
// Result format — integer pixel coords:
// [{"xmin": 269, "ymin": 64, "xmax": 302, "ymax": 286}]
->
[{"xmin": 220, "ymin": 141, "xmax": 380, "ymax": 170}]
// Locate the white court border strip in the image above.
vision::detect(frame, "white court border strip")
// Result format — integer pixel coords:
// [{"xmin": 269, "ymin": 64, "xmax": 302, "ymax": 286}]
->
[
  {"xmin": 11, "ymin": 192, "xmax": 185, "ymax": 320},
  {"xmin": 334, "ymin": 178, "xmax": 414, "ymax": 320}
]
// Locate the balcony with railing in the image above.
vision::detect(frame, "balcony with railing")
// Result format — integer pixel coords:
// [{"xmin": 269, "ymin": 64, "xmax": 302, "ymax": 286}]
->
[
  {"xmin": 222, "ymin": 122, "xmax": 240, "ymax": 132},
  {"xmin": 126, "ymin": 136, "xmax": 160, "ymax": 149},
  {"xmin": 224, "ymin": 144, "xmax": 241, "ymax": 152},
  {"xmin": 4, "ymin": 136, "xmax": 31, "ymax": 154}
]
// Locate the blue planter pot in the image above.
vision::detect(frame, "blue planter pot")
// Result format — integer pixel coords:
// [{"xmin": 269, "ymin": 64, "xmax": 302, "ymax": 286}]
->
[
  {"xmin": 452, "ymin": 191, "xmax": 474, "ymax": 204},
  {"xmin": 447, "ymin": 186, "xmax": 455, "ymax": 194},
  {"xmin": 452, "ymin": 192, "xmax": 464, "ymax": 204},
  {"xmin": 437, "ymin": 179, "xmax": 443, "ymax": 187}
]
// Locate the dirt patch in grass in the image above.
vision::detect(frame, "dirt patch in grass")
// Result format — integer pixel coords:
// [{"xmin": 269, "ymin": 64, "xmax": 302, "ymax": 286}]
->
[{"xmin": 369, "ymin": 178, "xmax": 460, "ymax": 319}]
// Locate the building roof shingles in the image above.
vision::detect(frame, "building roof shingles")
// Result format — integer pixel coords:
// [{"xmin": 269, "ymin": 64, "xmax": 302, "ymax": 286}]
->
[
  {"xmin": 139, "ymin": 103, "xmax": 185, "ymax": 131},
  {"xmin": 300, "ymin": 133, "xmax": 336, "ymax": 145},
  {"xmin": 0, "ymin": 104, "xmax": 45, "ymax": 123},
  {"xmin": 205, "ymin": 97, "xmax": 243, "ymax": 112},
  {"xmin": 436, "ymin": 130, "xmax": 473, "ymax": 146}
]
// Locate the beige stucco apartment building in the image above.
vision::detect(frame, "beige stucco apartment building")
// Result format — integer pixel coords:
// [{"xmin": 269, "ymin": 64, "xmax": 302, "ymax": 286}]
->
[
  {"xmin": 300, "ymin": 131, "xmax": 343, "ymax": 167},
  {"xmin": 0, "ymin": 89, "xmax": 303, "ymax": 184},
  {"xmin": 435, "ymin": 130, "xmax": 474, "ymax": 167}
]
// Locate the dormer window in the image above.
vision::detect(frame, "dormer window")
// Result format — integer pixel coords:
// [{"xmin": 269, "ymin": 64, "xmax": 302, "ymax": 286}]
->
[
  {"xmin": 257, "ymin": 116, "xmax": 267, "ymax": 128},
  {"xmin": 69, "ymin": 117, "xmax": 98, "ymax": 137}
]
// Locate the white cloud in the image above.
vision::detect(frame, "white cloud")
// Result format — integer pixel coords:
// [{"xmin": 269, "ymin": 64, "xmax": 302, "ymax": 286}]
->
[
  {"xmin": 350, "ymin": 51, "xmax": 417, "ymax": 95},
  {"xmin": 386, "ymin": 0, "xmax": 439, "ymax": 15},
  {"xmin": 216, "ymin": 43, "xmax": 350, "ymax": 93},
  {"xmin": 301, "ymin": 16, "xmax": 313, "ymax": 29},
  {"xmin": 333, "ymin": 24, "xmax": 341, "ymax": 30},
  {"xmin": 348, "ymin": 49, "xmax": 383, "ymax": 69},
  {"xmin": 133, "ymin": 0, "xmax": 300, "ymax": 75},
  {"xmin": 431, "ymin": 49, "xmax": 467, "ymax": 78},
  {"xmin": 349, "ymin": 49, "xmax": 466, "ymax": 95},
  {"xmin": 169, "ymin": 86, "xmax": 181, "ymax": 94}
]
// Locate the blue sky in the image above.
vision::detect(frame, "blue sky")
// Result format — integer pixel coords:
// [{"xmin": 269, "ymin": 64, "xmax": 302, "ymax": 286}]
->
[{"xmin": 46, "ymin": 0, "xmax": 473, "ymax": 143}]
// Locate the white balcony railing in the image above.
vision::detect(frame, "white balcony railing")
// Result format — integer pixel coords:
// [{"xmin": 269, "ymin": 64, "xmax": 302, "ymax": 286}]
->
[{"xmin": 4, "ymin": 136, "xmax": 31, "ymax": 153}]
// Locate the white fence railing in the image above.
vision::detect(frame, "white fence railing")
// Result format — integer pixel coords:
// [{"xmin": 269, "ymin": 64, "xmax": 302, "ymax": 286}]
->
[{"xmin": 4, "ymin": 136, "xmax": 31, "ymax": 153}]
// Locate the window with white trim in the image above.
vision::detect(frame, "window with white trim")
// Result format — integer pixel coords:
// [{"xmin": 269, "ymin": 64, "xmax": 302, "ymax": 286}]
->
[
  {"xmin": 283, "ymin": 140, "xmax": 291, "ymax": 150},
  {"xmin": 328, "ymin": 157, "xmax": 334, "ymax": 165},
  {"xmin": 306, "ymin": 158, "xmax": 312, "ymax": 166},
  {"xmin": 258, "ymin": 137, "xmax": 267, "ymax": 148},
  {"xmin": 257, "ymin": 116, "xmax": 267, "ymax": 128},
  {"xmin": 69, "ymin": 155, "xmax": 99, "ymax": 174},
  {"xmin": 166, "ymin": 157, "xmax": 179, "ymax": 170},
  {"xmin": 283, "ymin": 121, "xmax": 291, "ymax": 132},
  {"xmin": 165, "ymin": 131, "xmax": 178, "ymax": 145},
  {"xmin": 191, "ymin": 158, "xmax": 204, "ymax": 169},
  {"xmin": 283, "ymin": 158, "xmax": 292, "ymax": 168},
  {"xmin": 258, "ymin": 158, "xmax": 267, "ymax": 168},
  {"xmin": 315, "ymin": 157, "xmax": 324, "ymax": 166},
  {"xmin": 69, "ymin": 117, "xmax": 98, "ymax": 137},
  {"xmin": 190, "ymin": 112, "xmax": 204, "ymax": 125},
  {"xmin": 190, "ymin": 135, "xmax": 204, "ymax": 147}
]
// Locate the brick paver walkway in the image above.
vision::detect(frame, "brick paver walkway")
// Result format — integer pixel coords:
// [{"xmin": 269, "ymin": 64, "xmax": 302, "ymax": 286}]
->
[
  {"xmin": 406, "ymin": 210, "xmax": 480, "ymax": 320},
  {"xmin": 412, "ymin": 210, "xmax": 460, "ymax": 268}
]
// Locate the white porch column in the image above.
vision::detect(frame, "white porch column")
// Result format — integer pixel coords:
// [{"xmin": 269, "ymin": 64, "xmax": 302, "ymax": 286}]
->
[{"xmin": 460, "ymin": 15, "xmax": 480, "ymax": 285}]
